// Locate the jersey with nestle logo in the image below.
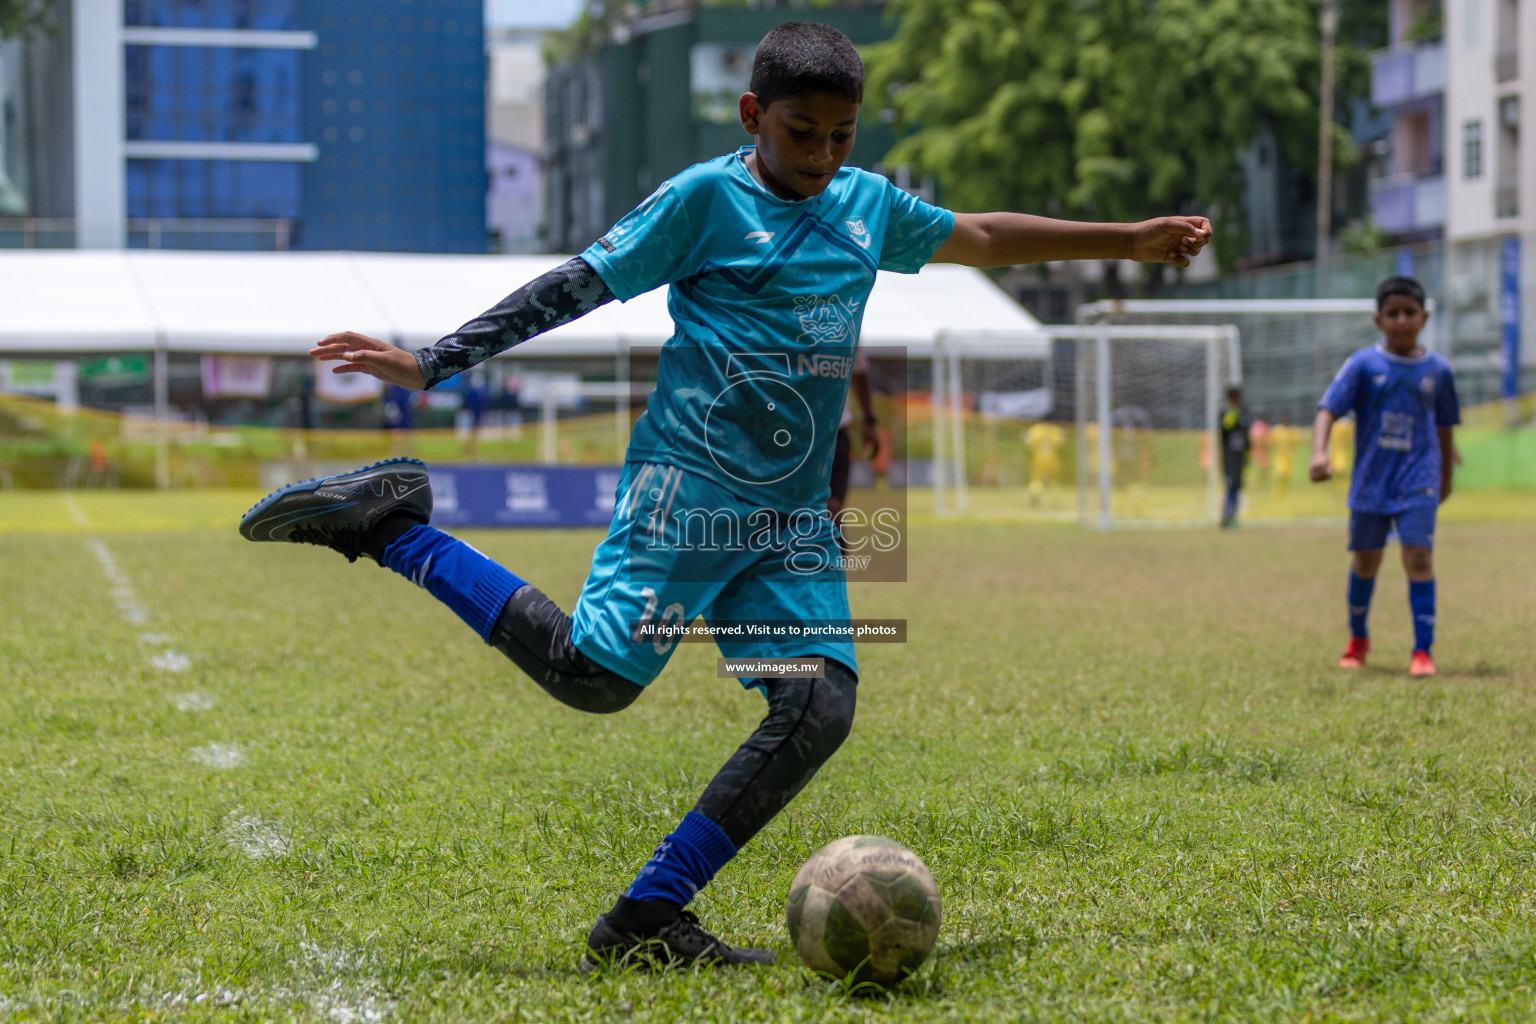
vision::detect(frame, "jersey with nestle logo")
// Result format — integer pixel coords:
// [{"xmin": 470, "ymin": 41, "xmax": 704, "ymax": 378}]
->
[
  {"xmin": 1317, "ymin": 344, "xmax": 1460, "ymax": 513},
  {"xmin": 580, "ymin": 146, "xmax": 954, "ymax": 513}
]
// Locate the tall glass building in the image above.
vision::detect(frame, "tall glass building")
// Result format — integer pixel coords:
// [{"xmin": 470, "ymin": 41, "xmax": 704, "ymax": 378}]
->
[{"xmin": 29, "ymin": 0, "xmax": 486, "ymax": 252}]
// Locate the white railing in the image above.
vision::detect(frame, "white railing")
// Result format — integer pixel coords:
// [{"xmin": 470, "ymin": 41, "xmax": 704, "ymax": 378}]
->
[{"xmin": 0, "ymin": 218, "xmax": 294, "ymax": 250}]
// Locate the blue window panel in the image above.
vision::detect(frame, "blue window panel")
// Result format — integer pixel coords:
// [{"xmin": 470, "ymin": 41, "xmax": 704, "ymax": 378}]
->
[
  {"xmin": 301, "ymin": 0, "xmax": 488, "ymax": 252},
  {"xmin": 127, "ymin": 160, "xmax": 302, "ymax": 220},
  {"xmin": 125, "ymin": 0, "xmax": 299, "ymax": 30},
  {"xmin": 126, "ymin": 46, "xmax": 300, "ymax": 143}
]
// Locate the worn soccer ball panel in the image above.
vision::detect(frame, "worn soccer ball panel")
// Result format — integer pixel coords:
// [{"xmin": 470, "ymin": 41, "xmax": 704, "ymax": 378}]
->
[
  {"xmin": 785, "ymin": 834, "xmax": 941, "ymax": 987},
  {"xmin": 788, "ymin": 884, "xmax": 843, "ymax": 977}
]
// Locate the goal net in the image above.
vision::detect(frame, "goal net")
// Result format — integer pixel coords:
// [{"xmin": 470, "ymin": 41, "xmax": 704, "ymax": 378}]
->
[
  {"xmin": 931, "ymin": 326, "xmax": 1239, "ymax": 527},
  {"xmin": 1079, "ymin": 299, "xmax": 1405, "ymax": 525}
]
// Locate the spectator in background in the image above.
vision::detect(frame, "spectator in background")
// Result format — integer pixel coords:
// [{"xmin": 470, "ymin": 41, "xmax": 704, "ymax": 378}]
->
[{"xmin": 1219, "ymin": 385, "xmax": 1251, "ymax": 528}]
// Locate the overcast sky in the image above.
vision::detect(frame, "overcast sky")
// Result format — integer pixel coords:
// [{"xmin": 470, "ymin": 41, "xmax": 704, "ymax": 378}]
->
[{"xmin": 489, "ymin": 0, "xmax": 583, "ymax": 30}]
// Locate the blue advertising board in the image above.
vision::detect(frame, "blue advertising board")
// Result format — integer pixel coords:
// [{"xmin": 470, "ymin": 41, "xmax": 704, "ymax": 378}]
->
[
  {"xmin": 427, "ymin": 465, "xmax": 624, "ymax": 528},
  {"xmin": 1502, "ymin": 236, "xmax": 1522, "ymax": 400}
]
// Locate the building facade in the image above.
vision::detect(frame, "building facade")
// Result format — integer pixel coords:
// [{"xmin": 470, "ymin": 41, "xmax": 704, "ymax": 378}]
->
[
  {"xmin": 1446, "ymin": 0, "xmax": 1528, "ymax": 238},
  {"xmin": 542, "ymin": 4, "xmax": 903, "ymax": 254},
  {"xmin": 1444, "ymin": 0, "xmax": 1535, "ymax": 402},
  {"xmin": 9, "ymin": 0, "xmax": 486, "ymax": 252},
  {"xmin": 1370, "ymin": 0, "xmax": 1447, "ymax": 242},
  {"xmin": 486, "ymin": 25, "xmax": 544, "ymax": 253}
]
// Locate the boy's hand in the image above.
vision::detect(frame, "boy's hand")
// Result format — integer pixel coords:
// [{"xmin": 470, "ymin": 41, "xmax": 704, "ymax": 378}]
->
[
  {"xmin": 861, "ymin": 420, "xmax": 882, "ymax": 459},
  {"xmin": 1130, "ymin": 217, "xmax": 1212, "ymax": 268},
  {"xmin": 310, "ymin": 332, "xmax": 426, "ymax": 390},
  {"xmin": 1309, "ymin": 452, "xmax": 1333, "ymax": 482}
]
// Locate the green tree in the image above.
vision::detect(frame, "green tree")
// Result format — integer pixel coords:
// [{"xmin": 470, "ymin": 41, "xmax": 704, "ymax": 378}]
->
[
  {"xmin": 0, "ymin": 0, "xmax": 49, "ymax": 39},
  {"xmin": 865, "ymin": 0, "xmax": 1376, "ymax": 271}
]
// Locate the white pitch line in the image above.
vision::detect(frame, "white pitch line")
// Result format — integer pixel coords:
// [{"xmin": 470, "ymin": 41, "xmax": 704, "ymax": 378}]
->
[
  {"xmin": 84, "ymin": 539, "xmax": 194, "ymax": 669},
  {"xmin": 224, "ymin": 813, "xmax": 291, "ymax": 859},
  {"xmin": 191, "ymin": 743, "xmax": 245, "ymax": 769},
  {"xmin": 150, "ymin": 650, "xmax": 192, "ymax": 673},
  {"xmin": 171, "ymin": 692, "xmax": 214, "ymax": 712},
  {"xmin": 62, "ymin": 495, "xmax": 89, "ymax": 526}
]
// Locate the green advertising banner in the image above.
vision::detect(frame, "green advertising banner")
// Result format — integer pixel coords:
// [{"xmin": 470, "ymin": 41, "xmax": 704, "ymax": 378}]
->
[{"xmin": 79, "ymin": 355, "xmax": 150, "ymax": 385}]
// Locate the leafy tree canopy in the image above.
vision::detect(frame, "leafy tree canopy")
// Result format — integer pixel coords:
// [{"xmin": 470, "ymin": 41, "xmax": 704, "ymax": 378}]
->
[
  {"xmin": 0, "ymin": 0, "xmax": 49, "ymax": 40},
  {"xmin": 865, "ymin": 0, "xmax": 1381, "ymax": 240}
]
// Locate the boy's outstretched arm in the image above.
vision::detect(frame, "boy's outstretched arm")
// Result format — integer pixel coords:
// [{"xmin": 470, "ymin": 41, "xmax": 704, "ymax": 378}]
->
[
  {"xmin": 1438, "ymin": 425, "xmax": 1456, "ymax": 502},
  {"xmin": 310, "ymin": 257, "xmax": 615, "ymax": 390},
  {"xmin": 927, "ymin": 213, "xmax": 1212, "ymax": 269},
  {"xmin": 1309, "ymin": 409, "xmax": 1337, "ymax": 482}
]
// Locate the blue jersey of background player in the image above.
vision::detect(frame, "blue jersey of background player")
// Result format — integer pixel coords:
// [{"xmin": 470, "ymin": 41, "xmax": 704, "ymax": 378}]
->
[
  {"xmin": 1310, "ymin": 276, "xmax": 1460, "ymax": 677},
  {"xmin": 240, "ymin": 22, "xmax": 1211, "ymax": 969}
]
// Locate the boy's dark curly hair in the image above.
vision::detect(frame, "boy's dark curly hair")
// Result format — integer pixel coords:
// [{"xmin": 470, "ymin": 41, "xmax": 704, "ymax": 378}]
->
[
  {"xmin": 1376, "ymin": 276, "xmax": 1427, "ymax": 310},
  {"xmin": 749, "ymin": 22, "xmax": 864, "ymax": 108}
]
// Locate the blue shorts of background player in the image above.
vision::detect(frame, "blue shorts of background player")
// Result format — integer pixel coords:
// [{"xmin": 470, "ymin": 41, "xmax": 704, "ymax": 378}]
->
[{"xmin": 1348, "ymin": 506, "xmax": 1436, "ymax": 553}]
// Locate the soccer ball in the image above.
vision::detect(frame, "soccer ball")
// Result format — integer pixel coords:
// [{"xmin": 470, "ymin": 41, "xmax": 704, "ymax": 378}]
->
[{"xmin": 785, "ymin": 835, "xmax": 941, "ymax": 987}]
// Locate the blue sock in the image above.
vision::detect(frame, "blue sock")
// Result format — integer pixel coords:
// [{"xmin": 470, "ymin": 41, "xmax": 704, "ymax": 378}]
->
[
  {"xmin": 1409, "ymin": 578, "xmax": 1436, "ymax": 652},
  {"xmin": 624, "ymin": 811, "xmax": 737, "ymax": 908},
  {"xmin": 380, "ymin": 525, "xmax": 526, "ymax": 642},
  {"xmin": 1348, "ymin": 570, "xmax": 1376, "ymax": 639},
  {"xmin": 1223, "ymin": 487, "xmax": 1238, "ymax": 522}
]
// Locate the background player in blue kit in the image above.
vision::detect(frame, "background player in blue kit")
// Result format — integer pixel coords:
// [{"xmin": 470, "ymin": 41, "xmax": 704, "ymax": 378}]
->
[
  {"xmin": 239, "ymin": 22, "xmax": 1211, "ymax": 969},
  {"xmin": 1310, "ymin": 277, "xmax": 1460, "ymax": 677}
]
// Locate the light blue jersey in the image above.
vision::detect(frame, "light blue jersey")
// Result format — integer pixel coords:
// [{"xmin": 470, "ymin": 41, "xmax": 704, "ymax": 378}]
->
[
  {"xmin": 581, "ymin": 146, "xmax": 954, "ymax": 513},
  {"xmin": 1318, "ymin": 344, "xmax": 1460, "ymax": 513}
]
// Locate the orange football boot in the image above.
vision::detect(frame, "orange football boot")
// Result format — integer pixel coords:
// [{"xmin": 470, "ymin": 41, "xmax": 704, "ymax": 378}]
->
[
  {"xmin": 1409, "ymin": 650, "xmax": 1437, "ymax": 677},
  {"xmin": 1339, "ymin": 636, "xmax": 1369, "ymax": 669}
]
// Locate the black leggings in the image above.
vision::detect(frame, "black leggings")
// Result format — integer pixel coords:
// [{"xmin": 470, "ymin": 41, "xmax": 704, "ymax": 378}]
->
[{"xmin": 489, "ymin": 585, "xmax": 857, "ymax": 848}]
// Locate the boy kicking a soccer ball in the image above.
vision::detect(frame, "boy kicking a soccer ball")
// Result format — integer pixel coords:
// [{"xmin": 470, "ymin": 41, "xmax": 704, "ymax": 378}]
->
[
  {"xmin": 240, "ymin": 22, "xmax": 1210, "ymax": 969},
  {"xmin": 1310, "ymin": 276, "xmax": 1460, "ymax": 676}
]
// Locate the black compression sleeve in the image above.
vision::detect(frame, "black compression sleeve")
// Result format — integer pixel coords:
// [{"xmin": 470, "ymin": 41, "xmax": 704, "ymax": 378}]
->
[{"xmin": 414, "ymin": 257, "xmax": 616, "ymax": 388}]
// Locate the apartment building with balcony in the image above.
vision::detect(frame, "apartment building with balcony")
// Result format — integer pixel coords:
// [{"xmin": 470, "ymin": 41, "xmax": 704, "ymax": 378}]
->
[
  {"xmin": 1370, "ymin": 0, "xmax": 1447, "ymax": 242},
  {"xmin": 1445, "ymin": 0, "xmax": 1535, "ymax": 400},
  {"xmin": 1446, "ymin": 0, "xmax": 1530, "ymax": 237}
]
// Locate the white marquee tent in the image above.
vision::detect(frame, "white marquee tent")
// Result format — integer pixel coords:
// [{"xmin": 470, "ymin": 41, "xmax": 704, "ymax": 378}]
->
[
  {"xmin": 0, "ymin": 249, "xmax": 1048, "ymax": 357},
  {"xmin": 0, "ymin": 250, "xmax": 1051, "ymax": 492}
]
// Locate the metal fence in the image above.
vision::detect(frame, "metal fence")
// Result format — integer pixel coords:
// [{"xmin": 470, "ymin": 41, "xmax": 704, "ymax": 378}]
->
[{"xmin": 0, "ymin": 219, "xmax": 293, "ymax": 251}]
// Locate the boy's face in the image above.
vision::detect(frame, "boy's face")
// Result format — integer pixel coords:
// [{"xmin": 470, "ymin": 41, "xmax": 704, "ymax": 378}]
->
[
  {"xmin": 1374, "ymin": 294, "xmax": 1429, "ymax": 351},
  {"xmin": 739, "ymin": 91, "xmax": 859, "ymax": 200}
]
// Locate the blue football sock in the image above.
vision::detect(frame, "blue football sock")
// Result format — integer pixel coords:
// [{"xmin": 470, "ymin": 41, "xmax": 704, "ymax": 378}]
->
[
  {"xmin": 1348, "ymin": 570, "xmax": 1376, "ymax": 639},
  {"xmin": 380, "ymin": 525, "xmax": 526, "ymax": 642},
  {"xmin": 1223, "ymin": 487, "xmax": 1239, "ymax": 522},
  {"xmin": 1409, "ymin": 578, "xmax": 1436, "ymax": 652},
  {"xmin": 624, "ymin": 810, "xmax": 737, "ymax": 908}
]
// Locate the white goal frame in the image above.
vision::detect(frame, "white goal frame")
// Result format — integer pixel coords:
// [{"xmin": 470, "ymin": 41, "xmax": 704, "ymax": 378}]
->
[{"xmin": 932, "ymin": 324, "xmax": 1241, "ymax": 528}]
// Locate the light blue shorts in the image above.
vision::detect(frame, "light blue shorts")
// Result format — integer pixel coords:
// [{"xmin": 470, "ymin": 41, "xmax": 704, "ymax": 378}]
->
[{"xmin": 571, "ymin": 462, "xmax": 857, "ymax": 687}]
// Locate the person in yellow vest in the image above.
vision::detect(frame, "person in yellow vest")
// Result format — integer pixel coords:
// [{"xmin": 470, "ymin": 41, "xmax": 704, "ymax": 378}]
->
[
  {"xmin": 1270, "ymin": 418, "xmax": 1299, "ymax": 499},
  {"xmin": 1082, "ymin": 421, "xmax": 1114, "ymax": 482},
  {"xmin": 1025, "ymin": 419, "xmax": 1065, "ymax": 505},
  {"xmin": 1329, "ymin": 414, "xmax": 1355, "ymax": 489},
  {"xmin": 1248, "ymin": 416, "xmax": 1271, "ymax": 489}
]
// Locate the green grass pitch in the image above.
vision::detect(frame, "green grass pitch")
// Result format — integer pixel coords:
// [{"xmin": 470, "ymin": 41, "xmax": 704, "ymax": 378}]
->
[{"xmin": 3, "ymin": 492, "xmax": 1536, "ymax": 1022}]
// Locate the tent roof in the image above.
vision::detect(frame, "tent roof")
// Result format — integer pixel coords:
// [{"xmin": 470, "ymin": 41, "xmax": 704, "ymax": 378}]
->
[{"xmin": 0, "ymin": 250, "xmax": 1046, "ymax": 358}]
